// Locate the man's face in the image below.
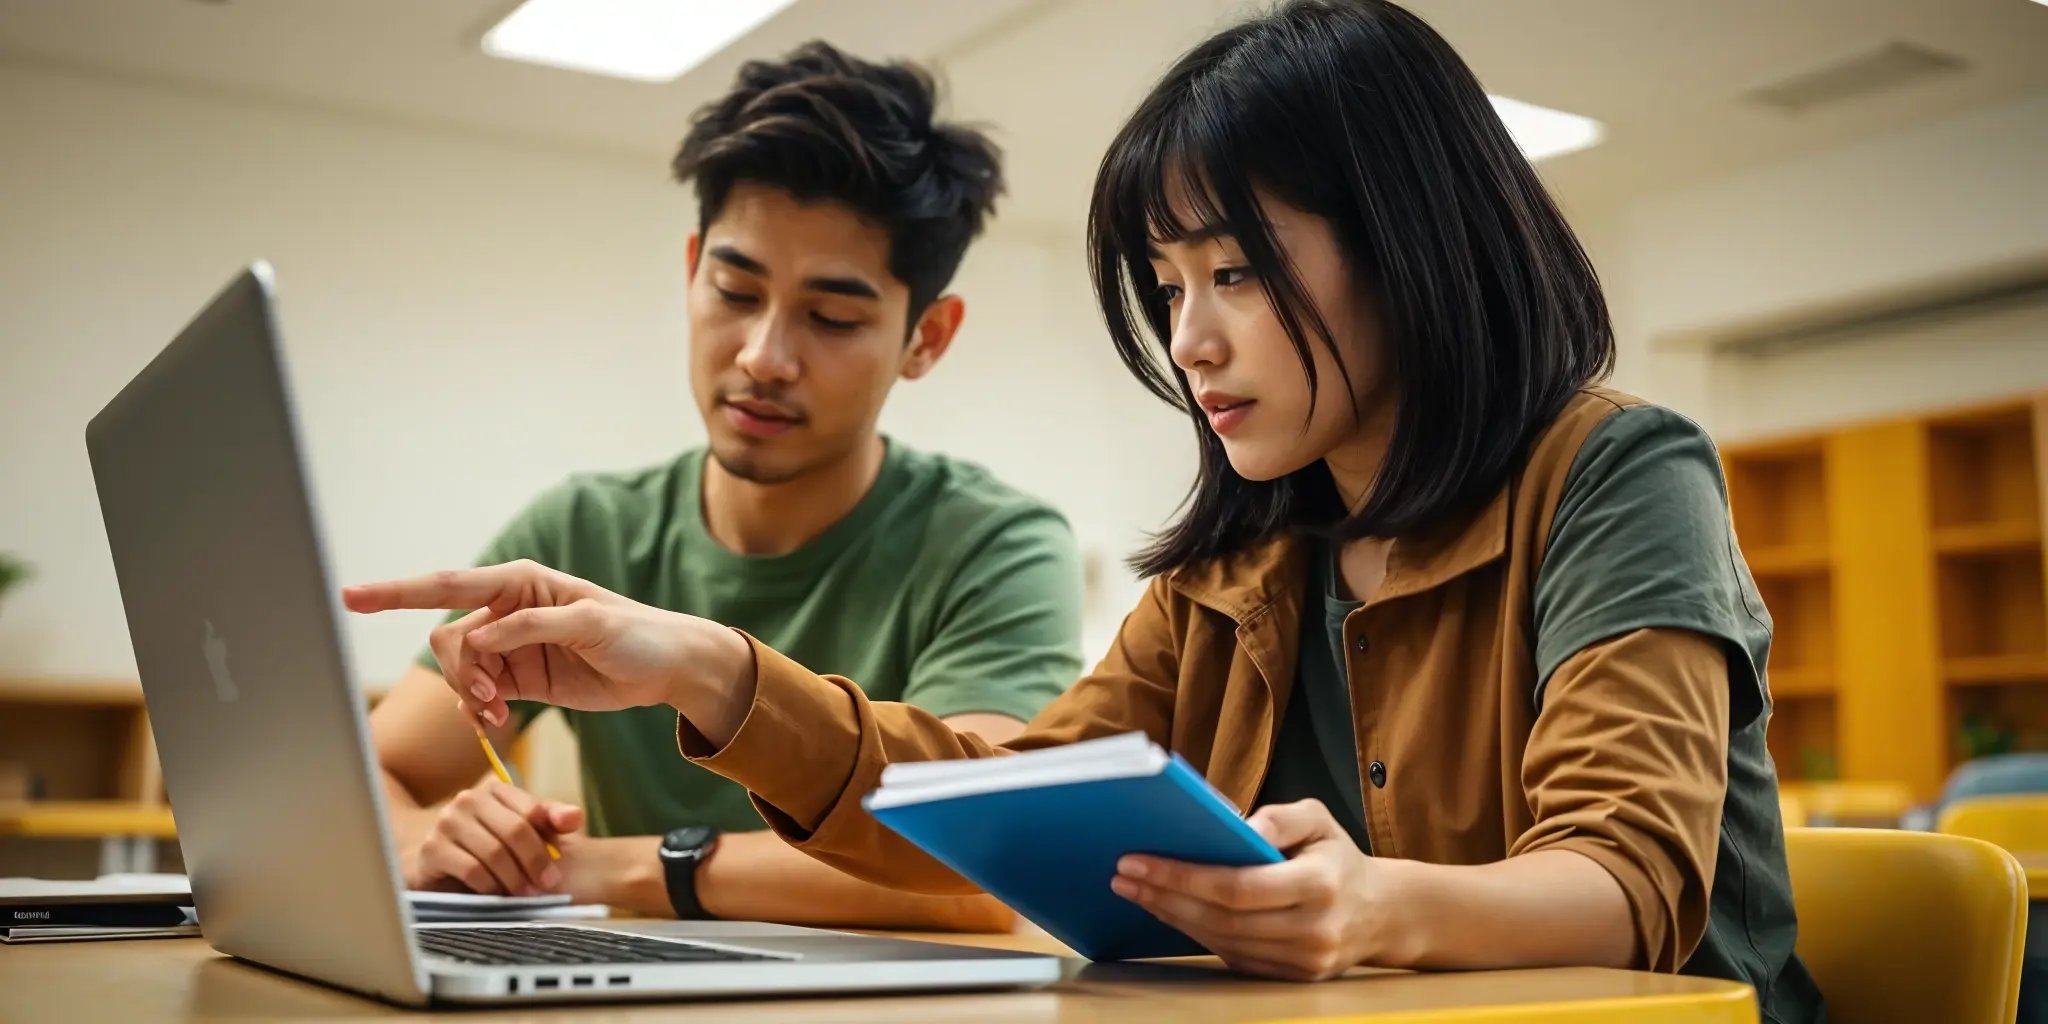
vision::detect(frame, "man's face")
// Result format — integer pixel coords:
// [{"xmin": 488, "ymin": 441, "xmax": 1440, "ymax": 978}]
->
[{"xmin": 687, "ymin": 183, "xmax": 940, "ymax": 485}]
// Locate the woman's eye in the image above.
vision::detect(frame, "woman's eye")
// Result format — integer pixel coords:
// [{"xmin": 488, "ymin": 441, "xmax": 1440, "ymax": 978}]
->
[
  {"xmin": 1155, "ymin": 282, "xmax": 1184, "ymax": 304},
  {"xmin": 716, "ymin": 287, "xmax": 760, "ymax": 307},
  {"xmin": 1214, "ymin": 266, "xmax": 1252, "ymax": 288}
]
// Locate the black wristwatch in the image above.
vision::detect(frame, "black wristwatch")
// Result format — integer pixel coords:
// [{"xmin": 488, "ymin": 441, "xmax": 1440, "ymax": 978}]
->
[{"xmin": 658, "ymin": 826, "xmax": 721, "ymax": 920}]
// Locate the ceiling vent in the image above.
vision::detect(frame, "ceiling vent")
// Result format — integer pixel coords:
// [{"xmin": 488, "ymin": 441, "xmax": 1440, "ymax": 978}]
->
[
  {"xmin": 1658, "ymin": 255, "xmax": 2048, "ymax": 357},
  {"xmin": 1745, "ymin": 41, "xmax": 1967, "ymax": 114}
]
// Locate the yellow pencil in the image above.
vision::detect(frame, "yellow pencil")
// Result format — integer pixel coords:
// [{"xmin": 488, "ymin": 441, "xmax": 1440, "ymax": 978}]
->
[{"xmin": 475, "ymin": 725, "xmax": 561, "ymax": 860}]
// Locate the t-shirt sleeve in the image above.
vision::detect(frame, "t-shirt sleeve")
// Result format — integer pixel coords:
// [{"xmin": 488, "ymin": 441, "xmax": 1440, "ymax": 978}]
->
[
  {"xmin": 413, "ymin": 481, "xmax": 583, "ymax": 729},
  {"xmin": 1534, "ymin": 404, "xmax": 1771, "ymax": 727},
  {"xmin": 899, "ymin": 507, "xmax": 1086, "ymax": 723}
]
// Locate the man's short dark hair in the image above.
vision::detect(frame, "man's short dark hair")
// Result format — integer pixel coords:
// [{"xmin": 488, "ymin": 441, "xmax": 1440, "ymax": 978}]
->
[{"xmin": 673, "ymin": 41, "xmax": 1004, "ymax": 318}]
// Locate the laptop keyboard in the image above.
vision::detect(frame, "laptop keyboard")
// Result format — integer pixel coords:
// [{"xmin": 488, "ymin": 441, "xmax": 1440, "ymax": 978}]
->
[{"xmin": 419, "ymin": 926, "xmax": 780, "ymax": 967}]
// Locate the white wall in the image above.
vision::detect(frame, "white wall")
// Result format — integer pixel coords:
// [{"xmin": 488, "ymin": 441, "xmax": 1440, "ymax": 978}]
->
[
  {"xmin": 1601, "ymin": 88, "xmax": 2048, "ymax": 438},
  {"xmin": 1712, "ymin": 297, "xmax": 2048, "ymax": 440},
  {"xmin": 0, "ymin": 61, "xmax": 1193, "ymax": 681}
]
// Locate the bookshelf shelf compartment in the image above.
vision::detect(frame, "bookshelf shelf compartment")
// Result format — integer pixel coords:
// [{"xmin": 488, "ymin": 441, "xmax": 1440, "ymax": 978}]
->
[
  {"xmin": 1933, "ymin": 521, "xmax": 2042, "ymax": 557},
  {"xmin": 1946, "ymin": 654, "xmax": 2048, "ymax": 688},
  {"xmin": 1726, "ymin": 392, "xmax": 2048, "ymax": 798}
]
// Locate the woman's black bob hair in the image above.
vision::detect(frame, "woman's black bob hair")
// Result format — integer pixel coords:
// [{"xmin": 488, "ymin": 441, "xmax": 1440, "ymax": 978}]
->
[{"xmin": 1089, "ymin": 0, "xmax": 1615, "ymax": 577}]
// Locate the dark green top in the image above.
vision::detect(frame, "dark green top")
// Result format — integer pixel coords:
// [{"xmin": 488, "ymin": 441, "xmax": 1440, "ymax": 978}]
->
[
  {"xmin": 421, "ymin": 440, "xmax": 1085, "ymax": 837},
  {"xmin": 1254, "ymin": 541, "xmax": 1369, "ymax": 851},
  {"xmin": 1262, "ymin": 406, "xmax": 1822, "ymax": 1024}
]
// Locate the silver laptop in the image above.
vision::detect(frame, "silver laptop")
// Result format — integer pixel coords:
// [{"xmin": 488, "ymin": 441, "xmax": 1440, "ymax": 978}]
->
[{"xmin": 84, "ymin": 263, "xmax": 1062, "ymax": 1006}]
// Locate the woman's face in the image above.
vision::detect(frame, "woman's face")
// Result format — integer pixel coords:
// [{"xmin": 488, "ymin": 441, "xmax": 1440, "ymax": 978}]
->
[{"xmin": 1148, "ymin": 191, "xmax": 1391, "ymax": 487}]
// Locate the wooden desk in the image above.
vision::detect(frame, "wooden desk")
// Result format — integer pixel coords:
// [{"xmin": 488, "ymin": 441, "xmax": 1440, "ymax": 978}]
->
[
  {"xmin": 0, "ymin": 799, "xmax": 179, "ymax": 876},
  {"xmin": 0, "ymin": 800, "xmax": 179, "ymax": 839},
  {"xmin": 0, "ymin": 928, "xmax": 1756, "ymax": 1023},
  {"xmin": 0, "ymin": 678, "xmax": 402, "ymax": 877}
]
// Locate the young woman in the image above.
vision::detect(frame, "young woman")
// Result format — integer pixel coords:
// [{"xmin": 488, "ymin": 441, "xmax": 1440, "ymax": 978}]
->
[{"xmin": 346, "ymin": 1, "xmax": 1820, "ymax": 1016}]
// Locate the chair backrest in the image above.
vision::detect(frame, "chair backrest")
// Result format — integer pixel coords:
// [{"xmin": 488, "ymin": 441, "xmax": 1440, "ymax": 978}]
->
[
  {"xmin": 1939, "ymin": 793, "xmax": 2048, "ymax": 852},
  {"xmin": 1785, "ymin": 827, "xmax": 2026, "ymax": 1024}
]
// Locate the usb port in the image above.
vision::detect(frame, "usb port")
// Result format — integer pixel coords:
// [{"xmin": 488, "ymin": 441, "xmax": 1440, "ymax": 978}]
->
[
  {"xmin": 571, "ymin": 975, "xmax": 594, "ymax": 988},
  {"xmin": 534, "ymin": 976, "xmax": 559, "ymax": 991},
  {"xmin": 608, "ymin": 975, "xmax": 631, "ymax": 987}
]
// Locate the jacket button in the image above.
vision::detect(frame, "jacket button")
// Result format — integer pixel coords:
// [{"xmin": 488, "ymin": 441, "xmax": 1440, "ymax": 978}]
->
[
  {"xmin": 1352, "ymin": 634, "xmax": 1370, "ymax": 654},
  {"xmin": 1368, "ymin": 761, "xmax": 1387, "ymax": 788}
]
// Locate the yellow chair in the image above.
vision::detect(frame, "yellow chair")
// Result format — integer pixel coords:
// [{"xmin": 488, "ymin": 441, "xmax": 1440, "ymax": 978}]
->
[
  {"xmin": 1939, "ymin": 794, "xmax": 2048, "ymax": 853},
  {"xmin": 1785, "ymin": 827, "xmax": 2026, "ymax": 1024},
  {"xmin": 1778, "ymin": 790, "xmax": 1808, "ymax": 829},
  {"xmin": 1776, "ymin": 780, "xmax": 1912, "ymax": 827}
]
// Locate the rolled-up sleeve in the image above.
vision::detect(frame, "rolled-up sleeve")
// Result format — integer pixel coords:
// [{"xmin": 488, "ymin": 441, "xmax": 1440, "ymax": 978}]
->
[
  {"xmin": 675, "ymin": 575, "xmax": 1187, "ymax": 894},
  {"xmin": 1510, "ymin": 627, "xmax": 1731, "ymax": 971}
]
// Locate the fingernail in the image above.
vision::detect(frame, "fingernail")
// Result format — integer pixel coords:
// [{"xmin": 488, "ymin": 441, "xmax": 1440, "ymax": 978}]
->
[
  {"xmin": 490, "ymin": 707, "xmax": 508, "ymax": 727},
  {"xmin": 1111, "ymin": 877, "xmax": 1139, "ymax": 899},
  {"xmin": 1120, "ymin": 859, "xmax": 1148, "ymax": 880},
  {"xmin": 542, "ymin": 866, "xmax": 562, "ymax": 889},
  {"xmin": 470, "ymin": 682, "xmax": 490, "ymax": 702}
]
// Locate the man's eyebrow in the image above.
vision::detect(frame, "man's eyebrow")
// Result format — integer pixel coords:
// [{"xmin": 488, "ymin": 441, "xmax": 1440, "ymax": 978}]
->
[
  {"xmin": 803, "ymin": 275, "xmax": 880, "ymax": 300},
  {"xmin": 707, "ymin": 244, "xmax": 767, "ymax": 276},
  {"xmin": 708, "ymin": 244, "xmax": 880, "ymax": 300}
]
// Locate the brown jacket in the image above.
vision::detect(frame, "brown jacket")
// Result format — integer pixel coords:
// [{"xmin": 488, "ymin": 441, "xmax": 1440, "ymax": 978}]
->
[{"xmin": 682, "ymin": 389, "xmax": 1744, "ymax": 973}]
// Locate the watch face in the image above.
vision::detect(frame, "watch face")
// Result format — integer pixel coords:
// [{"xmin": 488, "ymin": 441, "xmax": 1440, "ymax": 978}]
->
[{"xmin": 661, "ymin": 826, "xmax": 716, "ymax": 858}]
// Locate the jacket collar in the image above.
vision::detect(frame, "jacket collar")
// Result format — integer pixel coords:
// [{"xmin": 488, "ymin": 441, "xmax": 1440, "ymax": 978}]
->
[{"xmin": 1166, "ymin": 485, "xmax": 1510, "ymax": 620}]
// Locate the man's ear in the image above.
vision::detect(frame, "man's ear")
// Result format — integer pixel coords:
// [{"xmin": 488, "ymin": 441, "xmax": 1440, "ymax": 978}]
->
[
  {"xmin": 685, "ymin": 231, "xmax": 702, "ymax": 280},
  {"xmin": 901, "ymin": 294, "xmax": 965, "ymax": 381}
]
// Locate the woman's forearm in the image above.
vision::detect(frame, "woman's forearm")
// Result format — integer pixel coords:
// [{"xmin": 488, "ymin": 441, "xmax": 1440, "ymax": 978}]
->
[
  {"xmin": 697, "ymin": 831, "xmax": 1015, "ymax": 932},
  {"xmin": 1381, "ymin": 849, "xmax": 1636, "ymax": 970},
  {"xmin": 667, "ymin": 623, "xmax": 761, "ymax": 750}
]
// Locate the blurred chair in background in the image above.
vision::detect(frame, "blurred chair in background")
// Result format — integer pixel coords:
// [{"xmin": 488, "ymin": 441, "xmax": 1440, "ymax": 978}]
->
[
  {"xmin": 1945, "ymin": 755, "xmax": 2048, "ymax": 810},
  {"xmin": 1775, "ymin": 781, "xmax": 1912, "ymax": 828},
  {"xmin": 1900, "ymin": 755, "xmax": 2048, "ymax": 832},
  {"xmin": 1938, "ymin": 793, "xmax": 2048, "ymax": 1024},
  {"xmin": 1940, "ymin": 794, "xmax": 2048, "ymax": 852},
  {"xmin": 1785, "ymin": 827, "xmax": 2026, "ymax": 1024},
  {"xmin": 1778, "ymin": 790, "xmax": 1808, "ymax": 829}
]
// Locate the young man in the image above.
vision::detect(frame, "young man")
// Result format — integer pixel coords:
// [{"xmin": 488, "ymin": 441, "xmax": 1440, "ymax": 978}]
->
[{"xmin": 367, "ymin": 42, "xmax": 1083, "ymax": 931}]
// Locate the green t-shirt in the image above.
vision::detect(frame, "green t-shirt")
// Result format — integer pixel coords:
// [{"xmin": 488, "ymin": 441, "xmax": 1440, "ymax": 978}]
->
[{"xmin": 420, "ymin": 440, "xmax": 1085, "ymax": 837}]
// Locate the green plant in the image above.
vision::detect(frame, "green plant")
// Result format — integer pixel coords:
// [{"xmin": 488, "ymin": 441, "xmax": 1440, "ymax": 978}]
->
[
  {"xmin": 1958, "ymin": 711, "xmax": 2016, "ymax": 762},
  {"xmin": 1797, "ymin": 745, "xmax": 1838, "ymax": 782},
  {"xmin": 0, "ymin": 553, "xmax": 28, "ymax": 602}
]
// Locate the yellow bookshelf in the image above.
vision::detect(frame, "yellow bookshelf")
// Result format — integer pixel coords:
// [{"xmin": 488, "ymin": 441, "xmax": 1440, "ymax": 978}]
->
[{"xmin": 1725, "ymin": 392, "xmax": 2048, "ymax": 800}]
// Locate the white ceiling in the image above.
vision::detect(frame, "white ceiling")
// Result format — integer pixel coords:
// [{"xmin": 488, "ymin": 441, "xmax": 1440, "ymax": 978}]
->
[{"xmin": 3, "ymin": 0, "xmax": 2045, "ymax": 228}]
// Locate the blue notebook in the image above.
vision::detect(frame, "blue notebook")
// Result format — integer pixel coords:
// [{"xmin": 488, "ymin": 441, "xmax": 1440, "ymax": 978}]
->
[{"xmin": 862, "ymin": 732, "xmax": 1284, "ymax": 961}]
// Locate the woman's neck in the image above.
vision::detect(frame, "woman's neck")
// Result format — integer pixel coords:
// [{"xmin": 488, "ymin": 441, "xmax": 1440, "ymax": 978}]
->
[
  {"xmin": 1322, "ymin": 401, "xmax": 1400, "ymax": 604},
  {"xmin": 1322, "ymin": 401, "xmax": 1399, "ymax": 513}
]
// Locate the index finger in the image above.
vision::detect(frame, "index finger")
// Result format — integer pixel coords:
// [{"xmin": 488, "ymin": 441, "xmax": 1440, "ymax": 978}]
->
[
  {"xmin": 1117, "ymin": 855, "xmax": 1311, "ymax": 912},
  {"xmin": 343, "ymin": 564, "xmax": 528, "ymax": 614}
]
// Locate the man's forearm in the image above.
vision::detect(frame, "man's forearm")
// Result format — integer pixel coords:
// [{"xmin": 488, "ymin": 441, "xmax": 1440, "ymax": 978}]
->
[{"xmin": 577, "ymin": 831, "xmax": 1014, "ymax": 932}]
